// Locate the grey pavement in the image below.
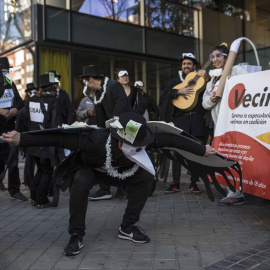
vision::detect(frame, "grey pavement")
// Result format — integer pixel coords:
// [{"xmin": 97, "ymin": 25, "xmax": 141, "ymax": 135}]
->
[{"xmin": 1, "ymin": 161, "xmax": 270, "ymax": 270}]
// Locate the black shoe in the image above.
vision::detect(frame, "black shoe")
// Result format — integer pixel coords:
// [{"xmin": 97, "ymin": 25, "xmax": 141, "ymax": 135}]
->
[
  {"xmin": 189, "ymin": 183, "xmax": 202, "ymax": 194},
  {"xmin": 88, "ymin": 188, "xmax": 112, "ymax": 201},
  {"xmin": 164, "ymin": 184, "xmax": 181, "ymax": 194},
  {"xmin": 118, "ymin": 224, "xmax": 150, "ymax": 243},
  {"xmin": 37, "ymin": 202, "xmax": 57, "ymax": 209},
  {"xmin": 64, "ymin": 234, "xmax": 84, "ymax": 256},
  {"xmin": 0, "ymin": 182, "xmax": 7, "ymax": 191},
  {"xmin": 10, "ymin": 192, "xmax": 27, "ymax": 201}
]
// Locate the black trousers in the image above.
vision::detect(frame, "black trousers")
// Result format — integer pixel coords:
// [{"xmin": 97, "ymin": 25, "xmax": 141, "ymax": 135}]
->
[
  {"xmin": 31, "ymin": 156, "xmax": 54, "ymax": 205},
  {"xmin": 0, "ymin": 144, "xmax": 21, "ymax": 195},
  {"xmin": 23, "ymin": 154, "xmax": 35, "ymax": 187},
  {"xmin": 69, "ymin": 167, "xmax": 153, "ymax": 236}
]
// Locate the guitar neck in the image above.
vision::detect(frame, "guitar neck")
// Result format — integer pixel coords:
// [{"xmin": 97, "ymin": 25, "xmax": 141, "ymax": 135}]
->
[{"xmin": 193, "ymin": 59, "xmax": 212, "ymax": 82}]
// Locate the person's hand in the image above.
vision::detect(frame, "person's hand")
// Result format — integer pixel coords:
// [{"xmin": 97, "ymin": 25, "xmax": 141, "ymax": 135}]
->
[
  {"xmin": 7, "ymin": 108, "xmax": 18, "ymax": 120},
  {"xmin": 210, "ymin": 92, "xmax": 220, "ymax": 103},
  {"xmin": 0, "ymin": 108, "xmax": 11, "ymax": 119},
  {"xmin": 198, "ymin": 69, "xmax": 210, "ymax": 82},
  {"xmin": 0, "ymin": 130, "xmax": 21, "ymax": 146},
  {"xmin": 177, "ymin": 86, "xmax": 194, "ymax": 97},
  {"xmin": 204, "ymin": 144, "xmax": 217, "ymax": 157},
  {"xmin": 87, "ymin": 109, "xmax": 94, "ymax": 117}
]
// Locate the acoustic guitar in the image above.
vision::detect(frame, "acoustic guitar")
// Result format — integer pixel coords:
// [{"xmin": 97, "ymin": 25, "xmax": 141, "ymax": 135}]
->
[{"xmin": 172, "ymin": 59, "xmax": 212, "ymax": 111}]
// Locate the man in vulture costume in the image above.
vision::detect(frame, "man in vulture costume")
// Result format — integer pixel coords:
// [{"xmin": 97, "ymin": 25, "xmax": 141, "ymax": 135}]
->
[{"xmin": 0, "ymin": 112, "xmax": 242, "ymax": 256}]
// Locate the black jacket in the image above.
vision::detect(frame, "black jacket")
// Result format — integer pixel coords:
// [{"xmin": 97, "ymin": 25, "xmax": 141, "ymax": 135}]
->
[
  {"xmin": 18, "ymin": 94, "xmax": 63, "ymax": 164},
  {"xmin": 0, "ymin": 80, "xmax": 23, "ymax": 134},
  {"xmin": 159, "ymin": 76, "xmax": 206, "ymax": 137},
  {"xmin": 58, "ymin": 88, "xmax": 74, "ymax": 125},
  {"xmin": 128, "ymin": 86, "xmax": 146, "ymax": 115},
  {"xmin": 95, "ymin": 80, "xmax": 132, "ymax": 127}
]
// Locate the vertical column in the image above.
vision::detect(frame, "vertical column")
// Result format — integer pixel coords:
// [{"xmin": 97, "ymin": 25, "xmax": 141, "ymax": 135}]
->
[
  {"xmin": 142, "ymin": 61, "xmax": 146, "ymax": 91},
  {"xmin": 110, "ymin": 59, "xmax": 114, "ymax": 80},
  {"xmin": 156, "ymin": 63, "xmax": 160, "ymax": 103},
  {"xmin": 140, "ymin": 0, "xmax": 145, "ymax": 54}
]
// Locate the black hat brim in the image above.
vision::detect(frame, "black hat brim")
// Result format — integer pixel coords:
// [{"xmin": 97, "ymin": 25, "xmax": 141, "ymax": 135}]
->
[
  {"xmin": 24, "ymin": 87, "xmax": 36, "ymax": 92},
  {"xmin": 110, "ymin": 126, "xmax": 153, "ymax": 147},
  {"xmin": 39, "ymin": 82, "xmax": 58, "ymax": 88},
  {"xmin": 79, "ymin": 75, "xmax": 104, "ymax": 79}
]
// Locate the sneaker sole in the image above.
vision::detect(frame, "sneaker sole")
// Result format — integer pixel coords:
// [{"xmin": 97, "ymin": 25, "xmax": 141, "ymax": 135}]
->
[
  {"xmin": 88, "ymin": 195, "xmax": 112, "ymax": 200},
  {"xmin": 164, "ymin": 190, "xmax": 181, "ymax": 194},
  {"xmin": 189, "ymin": 189, "xmax": 202, "ymax": 194},
  {"xmin": 10, "ymin": 197, "xmax": 27, "ymax": 202},
  {"xmin": 64, "ymin": 243, "xmax": 84, "ymax": 256},
  {"xmin": 118, "ymin": 234, "xmax": 149, "ymax": 243},
  {"xmin": 219, "ymin": 201, "xmax": 245, "ymax": 206}
]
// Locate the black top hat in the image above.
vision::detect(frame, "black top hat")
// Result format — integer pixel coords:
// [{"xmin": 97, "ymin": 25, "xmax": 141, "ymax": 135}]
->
[
  {"xmin": 0, "ymin": 57, "xmax": 13, "ymax": 69},
  {"xmin": 110, "ymin": 112, "xmax": 153, "ymax": 147},
  {"xmin": 48, "ymin": 70, "xmax": 61, "ymax": 80},
  {"xmin": 79, "ymin": 65, "xmax": 104, "ymax": 79},
  {"xmin": 179, "ymin": 53, "xmax": 198, "ymax": 66},
  {"xmin": 24, "ymin": 83, "xmax": 37, "ymax": 92},
  {"xmin": 39, "ymin": 72, "xmax": 58, "ymax": 88}
]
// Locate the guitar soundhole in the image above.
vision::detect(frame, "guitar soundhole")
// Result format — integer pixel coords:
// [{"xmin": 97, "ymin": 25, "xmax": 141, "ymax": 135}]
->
[{"xmin": 188, "ymin": 80, "xmax": 196, "ymax": 87}]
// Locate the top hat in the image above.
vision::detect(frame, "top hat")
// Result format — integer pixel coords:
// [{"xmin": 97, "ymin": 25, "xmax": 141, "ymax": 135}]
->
[
  {"xmin": 24, "ymin": 83, "xmax": 37, "ymax": 92},
  {"xmin": 110, "ymin": 112, "xmax": 153, "ymax": 147},
  {"xmin": 0, "ymin": 57, "xmax": 13, "ymax": 69},
  {"xmin": 48, "ymin": 70, "xmax": 61, "ymax": 80},
  {"xmin": 179, "ymin": 53, "xmax": 198, "ymax": 66},
  {"xmin": 39, "ymin": 72, "xmax": 58, "ymax": 88},
  {"xmin": 79, "ymin": 65, "xmax": 104, "ymax": 79}
]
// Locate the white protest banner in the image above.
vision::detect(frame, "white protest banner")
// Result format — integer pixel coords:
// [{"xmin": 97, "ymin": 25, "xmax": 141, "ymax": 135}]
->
[
  {"xmin": 0, "ymin": 89, "xmax": 14, "ymax": 108},
  {"xmin": 213, "ymin": 70, "xmax": 270, "ymax": 199},
  {"xmin": 29, "ymin": 101, "xmax": 48, "ymax": 123}
]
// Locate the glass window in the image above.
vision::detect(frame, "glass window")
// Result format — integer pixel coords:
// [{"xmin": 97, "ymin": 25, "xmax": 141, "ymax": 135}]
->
[
  {"xmin": 145, "ymin": 0, "xmax": 197, "ymax": 37},
  {"xmin": 71, "ymin": 0, "xmax": 140, "ymax": 25},
  {"xmin": 0, "ymin": 0, "xmax": 32, "ymax": 53},
  {"xmin": 45, "ymin": 6, "xmax": 70, "ymax": 41},
  {"xmin": 45, "ymin": 0, "xmax": 70, "ymax": 9},
  {"xmin": 72, "ymin": 13, "xmax": 143, "ymax": 53},
  {"xmin": 146, "ymin": 28, "xmax": 199, "ymax": 60},
  {"xmin": 3, "ymin": 45, "xmax": 35, "ymax": 99}
]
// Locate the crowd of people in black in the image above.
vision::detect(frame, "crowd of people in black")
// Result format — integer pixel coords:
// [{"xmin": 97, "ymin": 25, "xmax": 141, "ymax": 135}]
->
[{"xmin": 0, "ymin": 43, "xmax": 245, "ymax": 256}]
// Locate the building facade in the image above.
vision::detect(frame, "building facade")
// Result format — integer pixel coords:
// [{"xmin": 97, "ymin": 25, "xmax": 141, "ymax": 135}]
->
[{"xmin": 0, "ymin": 0, "xmax": 269, "ymax": 110}]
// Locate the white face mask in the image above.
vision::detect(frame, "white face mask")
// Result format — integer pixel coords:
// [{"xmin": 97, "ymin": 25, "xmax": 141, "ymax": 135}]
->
[
  {"xmin": 83, "ymin": 80, "xmax": 88, "ymax": 96},
  {"xmin": 122, "ymin": 143, "xmax": 155, "ymax": 176},
  {"xmin": 2, "ymin": 69, "xmax": 9, "ymax": 76},
  {"xmin": 55, "ymin": 77, "xmax": 61, "ymax": 87},
  {"xmin": 30, "ymin": 90, "xmax": 37, "ymax": 97}
]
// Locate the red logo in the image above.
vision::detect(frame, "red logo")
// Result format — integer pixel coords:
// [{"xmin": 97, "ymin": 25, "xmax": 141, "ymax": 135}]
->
[{"xmin": 228, "ymin": 83, "xmax": 246, "ymax": 110}]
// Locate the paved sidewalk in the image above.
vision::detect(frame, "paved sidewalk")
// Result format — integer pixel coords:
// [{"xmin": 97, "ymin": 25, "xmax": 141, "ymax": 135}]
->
[{"xmin": 1, "ymin": 161, "xmax": 270, "ymax": 269}]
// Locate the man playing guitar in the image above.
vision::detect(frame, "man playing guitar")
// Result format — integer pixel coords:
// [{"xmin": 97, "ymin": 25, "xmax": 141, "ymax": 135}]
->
[{"xmin": 160, "ymin": 53, "xmax": 209, "ymax": 194}]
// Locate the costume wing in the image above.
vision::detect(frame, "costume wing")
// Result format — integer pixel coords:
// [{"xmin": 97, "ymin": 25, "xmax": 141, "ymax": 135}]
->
[
  {"xmin": 21, "ymin": 122, "xmax": 99, "ymax": 135},
  {"xmin": 147, "ymin": 121, "xmax": 242, "ymax": 202}
]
